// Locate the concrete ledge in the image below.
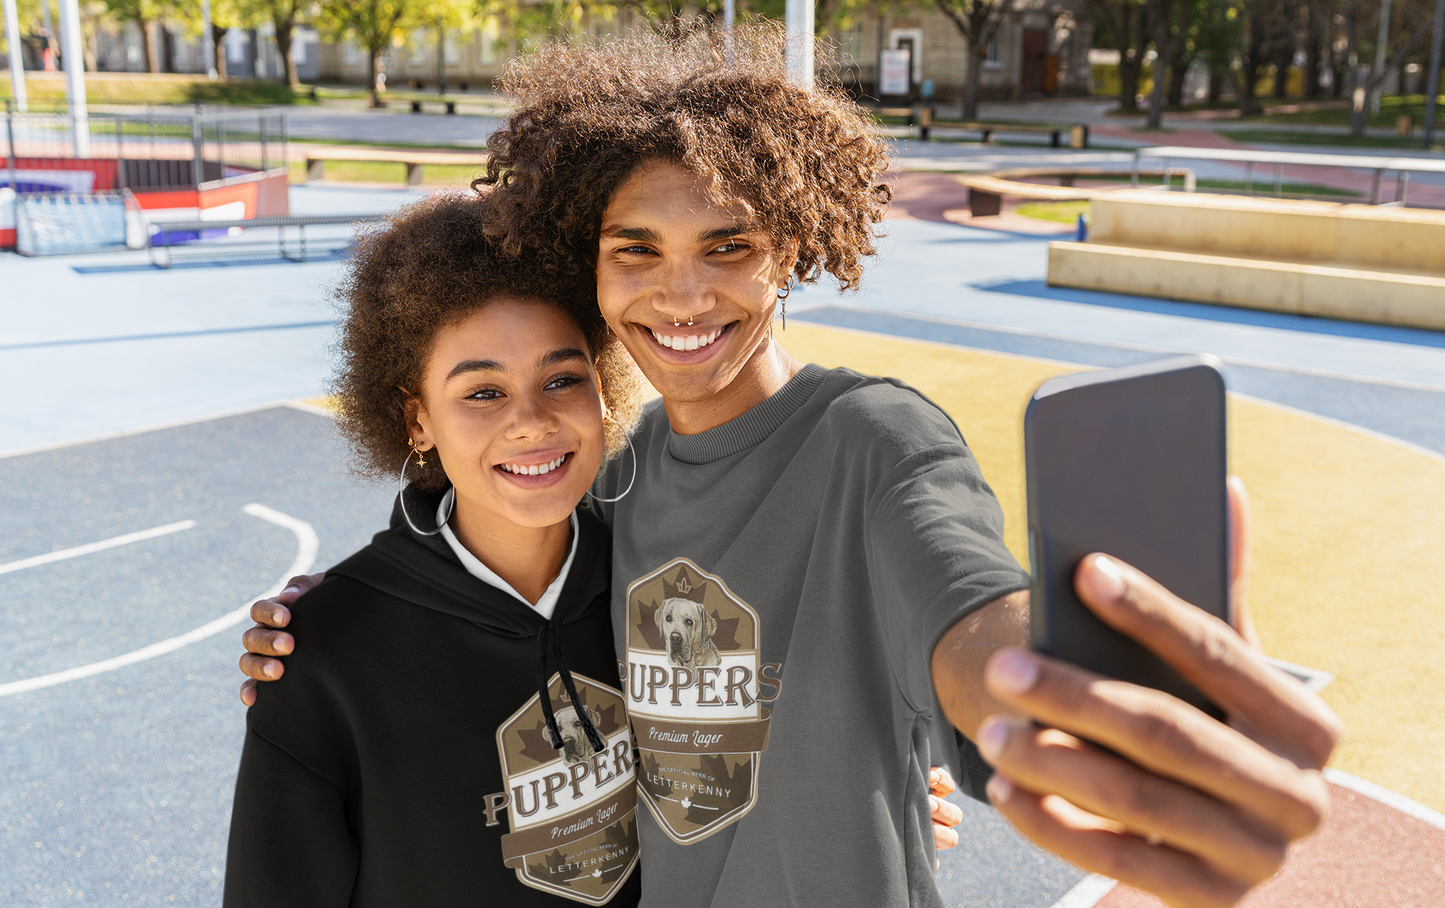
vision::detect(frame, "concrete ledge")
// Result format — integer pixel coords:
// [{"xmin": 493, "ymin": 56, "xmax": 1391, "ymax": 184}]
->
[
  {"xmin": 1089, "ymin": 190, "xmax": 1445, "ymax": 274},
  {"xmin": 1047, "ymin": 241, "xmax": 1445, "ymax": 331}
]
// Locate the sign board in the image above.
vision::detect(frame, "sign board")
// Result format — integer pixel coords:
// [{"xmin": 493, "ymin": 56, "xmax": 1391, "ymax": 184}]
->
[{"xmin": 879, "ymin": 49, "xmax": 911, "ymax": 96}]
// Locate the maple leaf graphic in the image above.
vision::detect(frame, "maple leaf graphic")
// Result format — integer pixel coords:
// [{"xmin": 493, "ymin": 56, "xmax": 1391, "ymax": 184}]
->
[
  {"xmin": 603, "ymin": 815, "xmax": 634, "ymax": 851},
  {"xmin": 710, "ymin": 612, "xmax": 742, "ymax": 651},
  {"xmin": 636, "ymin": 597, "xmax": 662, "ymax": 650},
  {"xmin": 526, "ymin": 848, "xmax": 574, "ymax": 888},
  {"xmin": 515, "ymin": 719, "xmax": 563, "ymax": 766},
  {"xmin": 639, "ymin": 751, "xmax": 668, "ymax": 798}
]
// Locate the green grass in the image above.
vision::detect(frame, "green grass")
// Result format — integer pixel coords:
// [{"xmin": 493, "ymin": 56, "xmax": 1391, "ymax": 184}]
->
[
  {"xmin": 290, "ymin": 137, "xmax": 485, "ymax": 151},
  {"xmin": 1016, "ymin": 199, "xmax": 1090, "ymax": 223},
  {"xmin": 291, "ymin": 161, "xmax": 485, "ymax": 185},
  {"xmin": 1246, "ymin": 94, "xmax": 1444, "ymax": 128},
  {"xmin": 1217, "ymin": 128, "xmax": 1442, "ymax": 150},
  {"xmin": 0, "ymin": 73, "xmax": 319, "ymax": 107}
]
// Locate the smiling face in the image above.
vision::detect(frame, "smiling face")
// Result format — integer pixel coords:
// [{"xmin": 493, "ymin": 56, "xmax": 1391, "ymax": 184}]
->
[
  {"xmin": 407, "ymin": 299, "xmax": 605, "ymax": 542},
  {"xmin": 595, "ymin": 160, "xmax": 801, "ymax": 434}
]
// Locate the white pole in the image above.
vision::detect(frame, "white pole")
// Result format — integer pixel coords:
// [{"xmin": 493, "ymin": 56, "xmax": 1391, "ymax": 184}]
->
[
  {"xmin": 784, "ymin": 0, "xmax": 813, "ymax": 86},
  {"xmin": 56, "ymin": 0, "xmax": 87, "ymax": 156},
  {"xmin": 3, "ymin": 0, "xmax": 26, "ymax": 112},
  {"xmin": 201, "ymin": 0, "xmax": 217, "ymax": 80},
  {"xmin": 1424, "ymin": 0, "xmax": 1444, "ymax": 147},
  {"xmin": 1372, "ymin": 0, "xmax": 1393, "ymax": 116},
  {"xmin": 723, "ymin": 0, "xmax": 735, "ymax": 63}
]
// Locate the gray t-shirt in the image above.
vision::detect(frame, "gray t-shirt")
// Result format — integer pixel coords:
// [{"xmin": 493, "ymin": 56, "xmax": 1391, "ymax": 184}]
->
[{"xmin": 595, "ymin": 364, "xmax": 1029, "ymax": 908}]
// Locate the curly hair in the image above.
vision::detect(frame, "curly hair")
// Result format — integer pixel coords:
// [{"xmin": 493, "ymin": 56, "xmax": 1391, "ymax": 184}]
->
[
  {"xmin": 475, "ymin": 22, "xmax": 893, "ymax": 293},
  {"xmin": 330, "ymin": 191, "xmax": 642, "ymax": 493}
]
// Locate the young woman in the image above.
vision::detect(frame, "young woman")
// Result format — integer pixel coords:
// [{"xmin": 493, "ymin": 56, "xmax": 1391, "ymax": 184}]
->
[
  {"xmin": 225, "ymin": 193, "xmax": 647, "ymax": 907},
  {"xmin": 241, "ymin": 26, "xmax": 1340, "ymax": 908}
]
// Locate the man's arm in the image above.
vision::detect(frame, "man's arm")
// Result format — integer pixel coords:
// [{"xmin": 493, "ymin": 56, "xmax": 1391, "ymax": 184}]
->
[
  {"xmin": 931, "ymin": 484, "xmax": 1341, "ymax": 908},
  {"xmin": 237, "ymin": 573, "xmax": 322, "ymax": 705}
]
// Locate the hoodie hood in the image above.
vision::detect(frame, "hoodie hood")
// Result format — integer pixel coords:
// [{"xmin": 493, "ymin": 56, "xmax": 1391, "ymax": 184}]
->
[{"xmin": 325, "ymin": 484, "xmax": 612, "ymax": 640}]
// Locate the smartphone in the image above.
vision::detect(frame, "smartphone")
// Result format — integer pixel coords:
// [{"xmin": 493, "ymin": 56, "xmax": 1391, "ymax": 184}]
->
[{"xmin": 1024, "ymin": 355, "xmax": 1230, "ymax": 720}]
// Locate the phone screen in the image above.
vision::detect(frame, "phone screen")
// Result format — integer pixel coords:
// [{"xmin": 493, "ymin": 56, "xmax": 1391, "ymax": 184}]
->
[{"xmin": 1025, "ymin": 356, "xmax": 1230, "ymax": 719}]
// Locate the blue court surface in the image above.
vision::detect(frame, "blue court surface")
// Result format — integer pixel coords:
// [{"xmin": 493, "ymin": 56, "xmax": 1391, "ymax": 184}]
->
[{"xmin": 3, "ymin": 182, "xmax": 1443, "ymax": 906}]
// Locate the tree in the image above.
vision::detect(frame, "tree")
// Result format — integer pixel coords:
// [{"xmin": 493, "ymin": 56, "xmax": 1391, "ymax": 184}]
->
[
  {"xmin": 934, "ymin": 0, "xmax": 1015, "ymax": 120},
  {"xmin": 319, "ymin": 0, "xmax": 416, "ymax": 103},
  {"xmin": 1091, "ymin": 0, "xmax": 1149, "ymax": 112},
  {"xmin": 240, "ymin": 0, "xmax": 310, "ymax": 87},
  {"xmin": 206, "ymin": 0, "xmax": 257, "ymax": 80},
  {"xmin": 104, "ymin": 0, "xmax": 178, "ymax": 72},
  {"xmin": 1344, "ymin": 0, "xmax": 1436, "ymax": 134},
  {"xmin": 1142, "ymin": 0, "xmax": 1179, "ymax": 127}
]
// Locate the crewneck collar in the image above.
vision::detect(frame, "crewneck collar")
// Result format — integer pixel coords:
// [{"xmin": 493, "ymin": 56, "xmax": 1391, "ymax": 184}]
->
[{"xmin": 667, "ymin": 363, "xmax": 827, "ymax": 465}]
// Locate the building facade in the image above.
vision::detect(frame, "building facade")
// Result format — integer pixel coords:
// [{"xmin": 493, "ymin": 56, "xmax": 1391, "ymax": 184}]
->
[{"xmin": 831, "ymin": 2, "xmax": 1094, "ymax": 104}]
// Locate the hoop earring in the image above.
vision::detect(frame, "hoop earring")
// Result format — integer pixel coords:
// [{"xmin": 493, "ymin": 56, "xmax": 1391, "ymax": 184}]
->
[
  {"xmin": 777, "ymin": 278, "xmax": 794, "ymax": 331},
  {"xmin": 397, "ymin": 444, "xmax": 448, "ymax": 536},
  {"xmin": 587, "ymin": 423, "xmax": 637, "ymax": 504}
]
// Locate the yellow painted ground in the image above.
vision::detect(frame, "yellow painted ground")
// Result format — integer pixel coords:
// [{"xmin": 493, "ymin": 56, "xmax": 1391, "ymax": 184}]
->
[{"xmin": 780, "ymin": 321, "xmax": 1445, "ymax": 813}]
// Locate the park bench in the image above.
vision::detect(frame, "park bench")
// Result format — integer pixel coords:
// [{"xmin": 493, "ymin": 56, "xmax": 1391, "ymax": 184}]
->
[
  {"xmin": 956, "ymin": 167, "xmax": 1195, "ymax": 216},
  {"xmin": 869, "ymin": 107, "xmax": 1089, "ymax": 147},
  {"xmin": 875, "ymin": 105, "xmax": 940, "ymax": 139},
  {"xmin": 949, "ymin": 121, "xmax": 1090, "ymax": 149},
  {"xmin": 302, "ymin": 146, "xmax": 488, "ymax": 187},
  {"xmin": 146, "ymin": 212, "xmax": 386, "ymax": 268},
  {"xmin": 407, "ymin": 98, "xmax": 459, "ymax": 115}
]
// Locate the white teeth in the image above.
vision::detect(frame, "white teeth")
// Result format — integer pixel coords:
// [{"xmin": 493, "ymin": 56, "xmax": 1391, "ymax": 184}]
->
[
  {"xmin": 650, "ymin": 328, "xmax": 721, "ymax": 351},
  {"xmin": 501, "ymin": 454, "xmax": 567, "ymax": 476}
]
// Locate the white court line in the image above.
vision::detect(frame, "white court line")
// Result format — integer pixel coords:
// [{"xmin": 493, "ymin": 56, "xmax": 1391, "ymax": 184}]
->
[
  {"xmin": 0, "ymin": 503, "xmax": 317, "ymax": 698},
  {"xmin": 0, "ymin": 520, "xmax": 196, "ymax": 576},
  {"xmin": 1325, "ymin": 768, "xmax": 1445, "ymax": 833},
  {"xmin": 1048, "ymin": 874, "xmax": 1117, "ymax": 908}
]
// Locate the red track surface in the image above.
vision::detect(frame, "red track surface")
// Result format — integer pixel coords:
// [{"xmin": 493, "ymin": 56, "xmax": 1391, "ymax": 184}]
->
[{"xmin": 1096, "ymin": 783, "xmax": 1445, "ymax": 908}]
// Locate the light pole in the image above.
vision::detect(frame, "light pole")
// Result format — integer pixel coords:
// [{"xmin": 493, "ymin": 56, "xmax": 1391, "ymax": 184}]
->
[
  {"xmin": 201, "ymin": 0, "xmax": 217, "ymax": 80},
  {"xmin": 56, "ymin": 0, "xmax": 87, "ymax": 156},
  {"xmin": 1372, "ymin": 0, "xmax": 1392, "ymax": 117},
  {"xmin": 785, "ymin": 0, "xmax": 813, "ymax": 86},
  {"xmin": 1424, "ymin": 0, "xmax": 1444, "ymax": 148},
  {"xmin": 3, "ymin": 0, "xmax": 26, "ymax": 112}
]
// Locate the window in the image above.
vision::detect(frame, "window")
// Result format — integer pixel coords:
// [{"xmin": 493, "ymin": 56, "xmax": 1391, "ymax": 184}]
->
[{"xmin": 479, "ymin": 20, "xmax": 499, "ymax": 65}]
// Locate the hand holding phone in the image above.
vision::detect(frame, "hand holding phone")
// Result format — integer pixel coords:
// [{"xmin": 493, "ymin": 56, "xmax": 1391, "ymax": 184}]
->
[{"xmin": 1025, "ymin": 355, "xmax": 1230, "ymax": 719}]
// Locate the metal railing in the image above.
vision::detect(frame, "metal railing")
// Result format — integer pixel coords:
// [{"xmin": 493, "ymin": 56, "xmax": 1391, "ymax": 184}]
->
[{"xmin": 3, "ymin": 102, "xmax": 288, "ymax": 196}]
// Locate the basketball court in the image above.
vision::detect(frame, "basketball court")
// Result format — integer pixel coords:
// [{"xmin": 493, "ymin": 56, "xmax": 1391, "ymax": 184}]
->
[{"xmin": 2, "ymin": 178, "xmax": 1443, "ymax": 906}]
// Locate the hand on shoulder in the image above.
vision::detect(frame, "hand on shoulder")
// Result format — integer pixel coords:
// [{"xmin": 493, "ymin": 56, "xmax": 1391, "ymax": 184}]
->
[{"xmin": 239, "ymin": 572, "xmax": 324, "ymax": 706}]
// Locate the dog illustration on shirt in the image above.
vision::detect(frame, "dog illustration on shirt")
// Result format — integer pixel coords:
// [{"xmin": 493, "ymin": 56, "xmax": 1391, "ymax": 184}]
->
[
  {"xmin": 655, "ymin": 597, "xmax": 723, "ymax": 669},
  {"xmin": 551, "ymin": 704, "xmax": 604, "ymax": 765}
]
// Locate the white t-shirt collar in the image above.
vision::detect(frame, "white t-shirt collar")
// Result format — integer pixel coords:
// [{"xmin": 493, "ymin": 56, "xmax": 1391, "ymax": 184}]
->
[{"xmin": 434, "ymin": 486, "xmax": 579, "ymax": 621}]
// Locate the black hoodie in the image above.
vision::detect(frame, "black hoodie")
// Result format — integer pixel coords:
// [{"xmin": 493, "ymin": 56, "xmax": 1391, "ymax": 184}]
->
[{"xmin": 224, "ymin": 489, "xmax": 642, "ymax": 908}]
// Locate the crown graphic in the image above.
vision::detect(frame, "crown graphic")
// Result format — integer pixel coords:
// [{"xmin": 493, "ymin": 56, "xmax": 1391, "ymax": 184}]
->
[{"xmin": 662, "ymin": 567, "xmax": 708, "ymax": 603}]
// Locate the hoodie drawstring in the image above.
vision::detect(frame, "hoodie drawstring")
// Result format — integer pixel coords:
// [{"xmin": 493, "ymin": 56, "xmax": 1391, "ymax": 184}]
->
[{"xmin": 536, "ymin": 610, "xmax": 606, "ymax": 755}]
